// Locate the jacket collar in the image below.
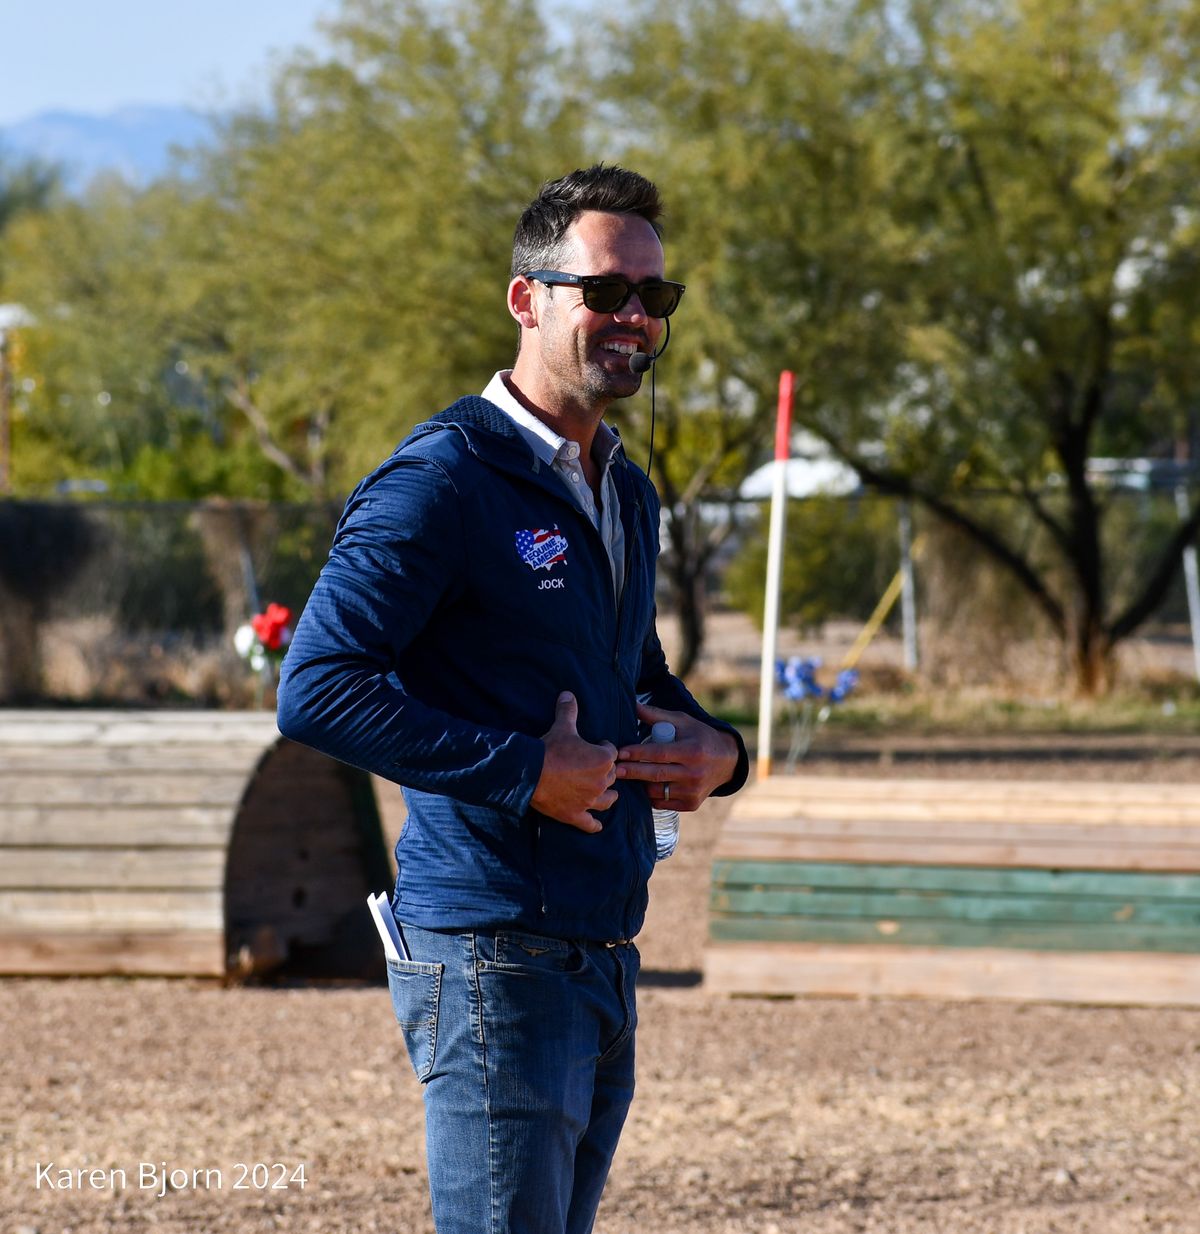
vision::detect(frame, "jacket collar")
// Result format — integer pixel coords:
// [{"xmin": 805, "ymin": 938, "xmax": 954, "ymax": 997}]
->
[{"xmin": 412, "ymin": 395, "xmax": 651, "ymax": 531}]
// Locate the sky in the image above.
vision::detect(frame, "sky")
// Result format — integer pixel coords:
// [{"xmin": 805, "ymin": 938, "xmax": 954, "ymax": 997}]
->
[{"xmin": 0, "ymin": 0, "xmax": 340, "ymax": 125}]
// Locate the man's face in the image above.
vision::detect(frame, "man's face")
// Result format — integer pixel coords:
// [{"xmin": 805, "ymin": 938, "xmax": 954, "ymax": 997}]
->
[{"xmin": 532, "ymin": 210, "xmax": 667, "ymax": 410}]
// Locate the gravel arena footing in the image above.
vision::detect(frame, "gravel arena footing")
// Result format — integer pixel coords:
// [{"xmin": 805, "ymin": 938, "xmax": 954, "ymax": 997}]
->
[{"xmin": 6, "ymin": 742, "xmax": 1200, "ymax": 1233}]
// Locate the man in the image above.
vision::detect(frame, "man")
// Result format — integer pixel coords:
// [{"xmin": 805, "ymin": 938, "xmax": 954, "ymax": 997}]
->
[{"xmin": 277, "ymin": 164, "xmax": 748, "ymax": 1234}]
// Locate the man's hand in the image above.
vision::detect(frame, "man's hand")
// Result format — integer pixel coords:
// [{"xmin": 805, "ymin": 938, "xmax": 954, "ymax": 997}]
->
[
  {"xmin": 531, "ymin": 692, "xmax": 618, "ymax": 833},
  {"xmin": 615, "ymin": 702, "xmax": 739, "ymax": 812}
]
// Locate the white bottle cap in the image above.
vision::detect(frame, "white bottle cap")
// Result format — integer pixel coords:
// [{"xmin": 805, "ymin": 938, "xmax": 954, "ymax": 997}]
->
[{"xmin": 650, "ymin": 721, "xmax": 676, "ymax": 743}]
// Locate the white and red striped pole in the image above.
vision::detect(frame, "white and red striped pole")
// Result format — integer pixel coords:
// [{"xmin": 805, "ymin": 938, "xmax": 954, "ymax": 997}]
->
[{"xmin": 756, "ymin": 371, "xmax": 794, "ymax": 778}]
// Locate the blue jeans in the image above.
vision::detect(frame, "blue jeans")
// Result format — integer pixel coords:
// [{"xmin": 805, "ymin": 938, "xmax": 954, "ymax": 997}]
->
[{"xmin": 386, "ymin": 921, "xmax": 640, "ymax": 1234}]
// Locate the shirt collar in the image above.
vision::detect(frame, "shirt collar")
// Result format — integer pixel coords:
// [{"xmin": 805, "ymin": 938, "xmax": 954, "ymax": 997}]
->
[{"xmin": 482, "ymin": 371, "xmax": 624, "ymax": 469}]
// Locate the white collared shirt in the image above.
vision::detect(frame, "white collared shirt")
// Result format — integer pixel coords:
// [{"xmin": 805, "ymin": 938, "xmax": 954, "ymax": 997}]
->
[{"xmin": 483, "ymin": 371, "xmax": 627, "ymax": 601}]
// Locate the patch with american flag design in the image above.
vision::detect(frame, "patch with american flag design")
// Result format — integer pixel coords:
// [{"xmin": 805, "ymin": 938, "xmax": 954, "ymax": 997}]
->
[{"xmin": 514, "ymin": 525, "xmax": 568, "ymax": 572}]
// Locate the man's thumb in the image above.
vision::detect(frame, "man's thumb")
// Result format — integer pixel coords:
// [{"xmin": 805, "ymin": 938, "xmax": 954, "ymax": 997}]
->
[{"xmin": 551, "ymin": 690, "xmax": 580, "ymax": 734}]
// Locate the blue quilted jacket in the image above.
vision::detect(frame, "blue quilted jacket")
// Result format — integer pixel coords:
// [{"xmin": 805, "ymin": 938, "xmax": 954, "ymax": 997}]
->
[{"xmin": 277, "ymin": 396, "xmax": 747, "ymax": 941}]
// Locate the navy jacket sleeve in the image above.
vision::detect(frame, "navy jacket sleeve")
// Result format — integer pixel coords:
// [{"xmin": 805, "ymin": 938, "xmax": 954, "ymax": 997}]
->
[
  {"xmin": 276, "ymin": 452, "xmax": 544, "ymax": 814},
  {"xmin": 635, "ymin": 612, "xmax": 750, "ymax": 797}
]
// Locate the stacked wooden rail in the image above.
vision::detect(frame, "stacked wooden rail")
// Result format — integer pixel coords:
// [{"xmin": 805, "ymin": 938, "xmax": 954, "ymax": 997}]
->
[
  {"xmin": 0, "ymin": 711, "xmax": 391, "ymax": 978},
  {"xmin": 705, "ymin": 775, "xmax": 1200, "ymax": 1006}
]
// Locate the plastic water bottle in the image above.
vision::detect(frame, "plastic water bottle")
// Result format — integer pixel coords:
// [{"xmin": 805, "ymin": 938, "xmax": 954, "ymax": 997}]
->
[{"xmin": 648, "ymin": 721, "xmax": 680, "ymax": 861}]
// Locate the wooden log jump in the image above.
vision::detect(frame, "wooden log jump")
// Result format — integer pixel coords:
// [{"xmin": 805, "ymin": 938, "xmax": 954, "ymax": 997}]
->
[
  {"xmin": 0, "ymin": 711, "xmax": 392, "ymax": 978},
  {"xmin": 705, "ymin": 775, "xmax": 1200, "ymax": 1006}
]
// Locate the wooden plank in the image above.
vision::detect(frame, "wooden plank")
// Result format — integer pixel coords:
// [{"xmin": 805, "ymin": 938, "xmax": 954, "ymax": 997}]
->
[
  {"xmin": 0, "ymin": 806, "xmax": 235, "ymax": 846},
  {"xmin": 730, "ymin": 800, "xmax": 1200, "ymax": 825},
  {"xmin": 712, "ymin": 834, "xmax": 1200, "ymax": 871},
  {"xmin": 0, "ymin": 847, "xmax": 227, "ymax": 890},
  {"xmin": 746, "ymin": 776, "xmax": 1200, "ymax": 803},
  {"xmin": 0, "ymin": 745, "xmax": 269, "ymax": 773},
  {"xmin": 0, "ymin": 715, "xmax": 280, "ymax": 746},
  {"xmin": 0, "ymin": 812, "xmax": 364, "ymax": 851},
  {"xmin": 710, "ymin": 886, "xmax": 1200, "ymax": 926},
  {"xmin": 0, "ymin": 774, "xmax": 251, "ymax": 806},
  {"xmin": 702, "ymin": 941, "xmax": 1200, "ymax": 1006},
  {"xmin": 720, "ymin": 816, "xmax": 1200, "ymax": 847},
  {"xmin": 0, "ymin": 889, "xmax": 222, "ymax": 931},
  {"xmin": 0, "ymin": 770, "xmax": 349, "ymax": 805},
  {"xmin": 707, "ymin": 914, "xmax": 1200, "ymax": 952},
  {"xmin": 0, "ymin": 930, "xmax": 225, "ymax": 977},
  {"xmin": 712, "ymin": 860, "xmax": 1200, "ymax": 900}
]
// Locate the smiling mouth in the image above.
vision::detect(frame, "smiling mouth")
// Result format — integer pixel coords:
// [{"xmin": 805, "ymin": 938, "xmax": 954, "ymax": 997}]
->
[{"xmin": 600, "ymin": 340, "xmax": 642, "ymax": 358}]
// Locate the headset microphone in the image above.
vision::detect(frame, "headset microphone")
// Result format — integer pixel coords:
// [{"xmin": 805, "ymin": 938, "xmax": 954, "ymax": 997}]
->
[
  {"xmin": 627, "ymin": 317, "xmax": 671, "ymax": 375},
  {"xmin": 616, "ymin": 316, "xmax": 671, "ymax": 643}
]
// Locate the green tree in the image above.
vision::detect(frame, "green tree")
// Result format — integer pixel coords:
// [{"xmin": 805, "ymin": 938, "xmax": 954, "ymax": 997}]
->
[
  {"xmin": 793, "ymin": 0, "xmax": 1200, "ymax": 693},
  {"xmin": 4, "ymin": 0, "xmax": 583, "ymax": 500},
  {"xmin": 588, "ymin": 0, "xmax": 909, "ymax": 674},
  {"xmin": 13, "ymin": 0, "xmax": 1200, "ymax": 695},
  {"xmin": 170, "ymin": 0, "xmax": 585, "ymax": 496},
  {"xmin": 726, "ymin": 494, "xmax": 901, "ymax": 631},
  {"xmin": 0, "ymin": 149, "xmax": 58, "ymax": 278},
  {"xmin": 0, "ymin": 150, "xmax": 59, "ymax": 494},
  {"xmin": 1, "ymin": 177, "xmax": 254, "ymax": 495},
  {"xmin": 598, "ymin": 0, "xmax": 1200, "ymax": 693}
]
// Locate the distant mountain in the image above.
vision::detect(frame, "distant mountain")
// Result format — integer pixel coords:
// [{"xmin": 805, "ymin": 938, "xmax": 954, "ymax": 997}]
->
[{"xmin": 0, "ymin": 105, "xmax": 218, "ymax": 192}]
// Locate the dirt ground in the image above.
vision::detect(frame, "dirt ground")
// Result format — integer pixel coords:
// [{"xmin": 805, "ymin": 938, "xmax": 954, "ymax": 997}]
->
[{"xmin": 6, "ymin": 741, "xmax": 1200, "ymax": 1233}]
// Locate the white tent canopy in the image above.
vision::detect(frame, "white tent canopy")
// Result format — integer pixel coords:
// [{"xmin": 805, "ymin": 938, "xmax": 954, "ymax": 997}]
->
[{"xmin": 739, "ymin": 455, "xmax": 861, "ymax": 500}]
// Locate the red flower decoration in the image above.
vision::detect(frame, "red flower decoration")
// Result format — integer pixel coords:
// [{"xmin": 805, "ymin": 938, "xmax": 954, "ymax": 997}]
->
[{"xmin": 251, "ymin": 603, "xmax": 292, "ymax": 652}]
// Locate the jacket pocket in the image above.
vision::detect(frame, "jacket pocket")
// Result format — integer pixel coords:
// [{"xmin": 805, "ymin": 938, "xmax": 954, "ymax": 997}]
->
[{"xmin": 386, "ymin": 957, "xmax": 443, "ymax": 1082}]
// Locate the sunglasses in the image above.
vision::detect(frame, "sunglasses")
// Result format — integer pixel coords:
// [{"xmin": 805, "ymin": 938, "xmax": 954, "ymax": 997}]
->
[{"xmin": 524, "ymin": 269, "xmax": 686, "ymax": 319}]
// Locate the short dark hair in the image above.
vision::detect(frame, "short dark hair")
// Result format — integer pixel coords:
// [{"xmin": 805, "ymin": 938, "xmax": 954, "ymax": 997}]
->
[{"xmin": 511, "ymin": 164, "xmax": 664, "ymax": 277}]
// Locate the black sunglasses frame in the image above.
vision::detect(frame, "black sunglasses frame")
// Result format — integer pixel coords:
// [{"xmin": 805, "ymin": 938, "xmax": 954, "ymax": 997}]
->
[{"xmin": 524, "ymin": 269, "xmax": 686, "ymax": 319}]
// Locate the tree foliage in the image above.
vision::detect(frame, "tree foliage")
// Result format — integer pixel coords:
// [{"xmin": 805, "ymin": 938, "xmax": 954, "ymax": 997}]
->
[
  {"xmin": 0, "ymin": 148, "xmax": 58, "ymax": 279},
  {"xmin": 595, "ymin": 0, "xmax": 1200, "ymax": 690},
  {"xmin": 3, "ymin": 0, "xmax": 583, "ymax": 498},
  {"xmin": 582, "ymin": 0, "xmax": 907, "ymax": 671},
  {"xmin": 3, "ymin": 180, "xmax": 218, "ymax": 491},
  {"xmin": 725, "ymin": 495, "xmax": 901, "ymax": 632},
  {"xmin": 5, "ymin": 0, "xmax": 1200, "ymax": 690},
  {"xmin": 808, "ymin": 0, "xmax": 1200, "ymax": 692}
]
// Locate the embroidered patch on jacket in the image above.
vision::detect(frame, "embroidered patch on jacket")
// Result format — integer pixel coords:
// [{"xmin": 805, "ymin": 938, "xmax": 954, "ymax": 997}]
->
[{"xmin": 515, "ymin": 526, "xmax": 569, "ymax": 572}]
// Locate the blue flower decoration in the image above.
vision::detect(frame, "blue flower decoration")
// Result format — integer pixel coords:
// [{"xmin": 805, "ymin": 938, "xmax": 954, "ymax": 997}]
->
[
  {"xmin": 829, "ymin": 668, "xmax": 860, "ymax": 703},
  {"xmin": 776, "ymin": 656, "xmax": 826, "ymax": 701},
  {"xmin": 775, "ymin": 657, "xmax": 859, "ymax": 704}
]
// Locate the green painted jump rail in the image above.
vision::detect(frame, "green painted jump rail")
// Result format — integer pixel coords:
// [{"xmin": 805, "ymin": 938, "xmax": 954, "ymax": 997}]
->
[{"xmin": 704, "ymin": 776, "xmax": 1200, "ymax": 1006}]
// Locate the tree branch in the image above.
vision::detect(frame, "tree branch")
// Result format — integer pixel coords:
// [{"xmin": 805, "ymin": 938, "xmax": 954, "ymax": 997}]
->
[
  {"xmin": 307, "ymin": 403, "xmax": 331, "ymax": 494},
  {"xmin": 226, "ymin": 377, "xmax": 312, "ymax": 489},
  {"xmin": 814, "ymin": 433, "xmax": 1068, "ymax": 637}
]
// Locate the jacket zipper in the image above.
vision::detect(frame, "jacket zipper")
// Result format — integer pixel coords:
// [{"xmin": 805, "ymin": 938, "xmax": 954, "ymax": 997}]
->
[
  {"xmin": 500, "ymin": 449, "xmax": 647, "ymax": 934},
  {"xmin": 613, "ymin": 464, "xmax": 650, "ymax": 938},
  {"xmin": 534, "ymin": 822, "xmax": 548, "ymax": 916}
]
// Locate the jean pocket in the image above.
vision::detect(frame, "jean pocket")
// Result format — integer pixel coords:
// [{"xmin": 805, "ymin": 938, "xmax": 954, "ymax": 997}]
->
[
  {"xmin": 481, "ymin": 930, "xmax": 585, "ymax": 976},
  {"xmin": 386, "ymin": 957, "xmax": 443, "ymax": 1082}
]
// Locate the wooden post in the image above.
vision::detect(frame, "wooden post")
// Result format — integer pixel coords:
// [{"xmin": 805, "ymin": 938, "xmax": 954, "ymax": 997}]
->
[
  {"xmin": 1175, "ymin": 485, "xmax": 1200, "ymax": 682},
  {"xmin": 898, "ymin": 499, "xmax": 919, "ymax": 671},
  {"xmin": 757, "ymin": 371, "xmax": 794, "ymax": 779},
  {"xmin": 0, "ymin": 306, "xmax": 35, "ymax": 496}
]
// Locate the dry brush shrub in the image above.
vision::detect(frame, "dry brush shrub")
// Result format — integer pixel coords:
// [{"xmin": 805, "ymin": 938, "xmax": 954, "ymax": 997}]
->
[
  {"xmin": 0, "ymin": 498, "xmax": 334, "ymax": 705},
  {"xmin": 36, "ymin": 617, "xmax": 263, "ymax": 707},
  {"xmin": 189, "ymin": 500, "xmax": 273, "ymax": 634},
  {"xmin": 0, "ymin": 502, "xmax": 99, "ymax": 701},
  {"xmin": 915, "ymin": 517, "xmax": 1065, "ymax": 691}
]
